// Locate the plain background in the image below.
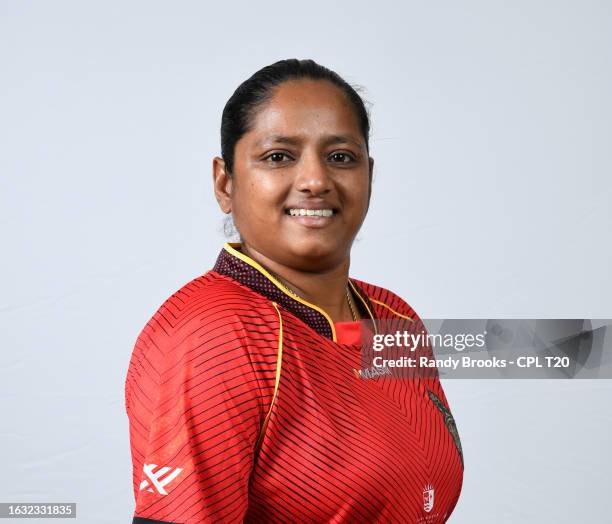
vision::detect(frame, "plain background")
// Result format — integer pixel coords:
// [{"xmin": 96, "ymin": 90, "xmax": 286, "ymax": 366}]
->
[{"xmin": 1, "ymin": 1, "xmax": 611, "ymax": 522}]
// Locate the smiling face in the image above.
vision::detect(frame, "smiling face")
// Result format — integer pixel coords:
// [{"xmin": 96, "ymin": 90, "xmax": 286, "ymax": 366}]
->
[{"xmin": 214, "ymin": 79, "xmax": 373, "ymax": 272}]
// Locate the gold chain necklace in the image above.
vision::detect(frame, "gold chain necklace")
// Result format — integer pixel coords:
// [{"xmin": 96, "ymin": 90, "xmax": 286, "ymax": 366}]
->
[
  {"xmin": 346, "ymin": 286, "xmax": 359, "ymax": 321},
  {"xmin": 268, "ymin": 270, "xmax": 358, "ymax": 322}
]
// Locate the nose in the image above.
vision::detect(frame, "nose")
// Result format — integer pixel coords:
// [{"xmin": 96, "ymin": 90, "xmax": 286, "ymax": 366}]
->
[{"xmin": 294, "ymin": 152, "xmax": 332, "ymax": 195}]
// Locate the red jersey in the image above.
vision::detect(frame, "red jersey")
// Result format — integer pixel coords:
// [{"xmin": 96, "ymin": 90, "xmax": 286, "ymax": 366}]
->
[{"xmin": 125, "ymin": 243, "xmax": 463, "ymax": 523}]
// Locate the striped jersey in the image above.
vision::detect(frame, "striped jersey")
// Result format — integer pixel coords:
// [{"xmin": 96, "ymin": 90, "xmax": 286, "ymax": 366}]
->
[{"xmin": 125, "ymin": 242, "xmax": 464, "ymax": 523}]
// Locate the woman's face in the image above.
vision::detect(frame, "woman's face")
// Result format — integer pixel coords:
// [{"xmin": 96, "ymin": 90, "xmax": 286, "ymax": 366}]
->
[{"xmin": 214, "ymin": 79, "xmax": 373, "ymax": 272}]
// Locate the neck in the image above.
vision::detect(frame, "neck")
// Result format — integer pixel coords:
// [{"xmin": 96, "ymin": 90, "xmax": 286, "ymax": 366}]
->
[{"xmin": 239, "ymin": 242, "xmax": 357, "ymax": 323}]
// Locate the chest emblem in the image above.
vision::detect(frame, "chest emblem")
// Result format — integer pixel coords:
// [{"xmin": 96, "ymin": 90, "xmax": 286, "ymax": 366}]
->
[
  {"xmin": 428, "ymin": 390, "xmax": 464, "ymax": 467},
  {"xmin": 423, "ymin": 484, "xmax": 435, "ymax": 512}
]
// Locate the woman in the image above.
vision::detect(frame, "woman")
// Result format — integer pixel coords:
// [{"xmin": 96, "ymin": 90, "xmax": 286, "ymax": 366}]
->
[{"xmin": 125, "ymin": 59, "xmax": 463, "ymax": 523}]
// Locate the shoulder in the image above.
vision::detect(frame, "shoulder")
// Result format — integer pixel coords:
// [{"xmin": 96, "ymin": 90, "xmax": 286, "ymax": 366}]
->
[
  {"xmin": 126, "ymin": 270, "xmax": 280, "ymax": 410},
  {"xmin": 128, "ymin": 270, "xmax": 280, "ymax": 371},
  {"xmin": 141, "ymin": 270, "xmax": 278, "ymax": 340},
  {"xmin": 351, "ymin": 277, "xmax": 424, "ymax": 323}
]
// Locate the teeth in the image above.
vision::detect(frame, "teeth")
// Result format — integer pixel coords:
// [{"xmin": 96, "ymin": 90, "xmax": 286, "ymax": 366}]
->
[{"xmin": 288, "ymin": 209, "xmax": 334, "ymax": 217}]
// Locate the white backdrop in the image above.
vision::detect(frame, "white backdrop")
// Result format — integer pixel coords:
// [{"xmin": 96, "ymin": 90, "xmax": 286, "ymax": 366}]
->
[{"xmin": 1, "ymin": 1, "xmax": 611, "ymax": 522}]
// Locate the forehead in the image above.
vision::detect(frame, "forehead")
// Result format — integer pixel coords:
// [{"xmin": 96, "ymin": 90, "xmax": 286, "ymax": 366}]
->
[{"xmin": 246, "ymin": 79, "xmax": 363, "ymax": 145}]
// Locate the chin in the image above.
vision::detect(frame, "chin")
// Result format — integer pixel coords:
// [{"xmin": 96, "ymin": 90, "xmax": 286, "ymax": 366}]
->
[{"xmin": 285, "ymin": 236, "xmax": 348, "ymax": 267}]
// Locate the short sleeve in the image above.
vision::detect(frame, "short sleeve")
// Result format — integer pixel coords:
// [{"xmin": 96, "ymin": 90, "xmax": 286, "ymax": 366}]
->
[{"xmin": 125, "ymin": 304, "xmax": 275, "ymax": 524}]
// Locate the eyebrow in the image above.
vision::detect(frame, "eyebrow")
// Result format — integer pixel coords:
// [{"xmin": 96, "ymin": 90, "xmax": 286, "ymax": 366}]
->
[{"xmin": 256, "ymin": 134, "xmax": 364, "ymax": 149}]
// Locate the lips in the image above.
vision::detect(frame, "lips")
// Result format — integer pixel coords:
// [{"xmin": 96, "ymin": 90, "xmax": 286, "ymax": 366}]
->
[{"xmin": 283, "ymin": 203, "xmax": 339, "ymax": 229}]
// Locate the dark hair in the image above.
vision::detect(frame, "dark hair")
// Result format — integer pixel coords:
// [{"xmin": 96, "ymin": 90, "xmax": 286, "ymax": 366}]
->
[{"xmin": 220, "ymin": 58, "xmax": 371, "ymax": 175}]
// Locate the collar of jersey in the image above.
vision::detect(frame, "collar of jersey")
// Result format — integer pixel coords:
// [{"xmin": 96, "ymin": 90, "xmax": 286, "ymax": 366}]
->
[{"xmin": 212, "ymin": 242, "xmax": 377, "ymax": 343}]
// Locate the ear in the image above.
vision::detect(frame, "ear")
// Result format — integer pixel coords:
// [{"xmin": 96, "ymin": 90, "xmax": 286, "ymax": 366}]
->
[
  {"xmin": 212, "ymin": 156, "xmax": 233, "ymax": 214},
  {"xmin": 367, "ymin": 156, "xmax": 374, "ymax": 202}
]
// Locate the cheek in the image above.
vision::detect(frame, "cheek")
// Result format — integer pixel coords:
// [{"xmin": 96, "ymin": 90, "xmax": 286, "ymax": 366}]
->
[
  {"xmin": 343, "ymin": 178, "xmax": 370, "ymax": 211},
  {"xmin": 232, "ymin": 176, "xmax": 285, "ymax": 223}
]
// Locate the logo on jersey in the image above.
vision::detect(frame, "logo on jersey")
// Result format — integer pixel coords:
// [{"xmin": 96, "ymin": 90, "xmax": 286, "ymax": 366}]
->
[
  {"xmin": 352, "ymin": 365, "xmax": 392, "ymax": 379},
  {"xmin": 140, "ymin": 463, "xmax": 183, "ymax": 495},
  {"xmin": 423, "ymin": 484, "xmax": 435, "ymax": 512}
]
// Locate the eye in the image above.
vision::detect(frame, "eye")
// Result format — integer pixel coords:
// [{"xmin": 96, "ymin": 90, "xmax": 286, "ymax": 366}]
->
[
  {"xmin": 263, "ymin": 151, "xmax": 293, "ymax": 163},
  {"xmin": 329, "ymin": 151, "xmax": 356, "ymax": 163}
]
